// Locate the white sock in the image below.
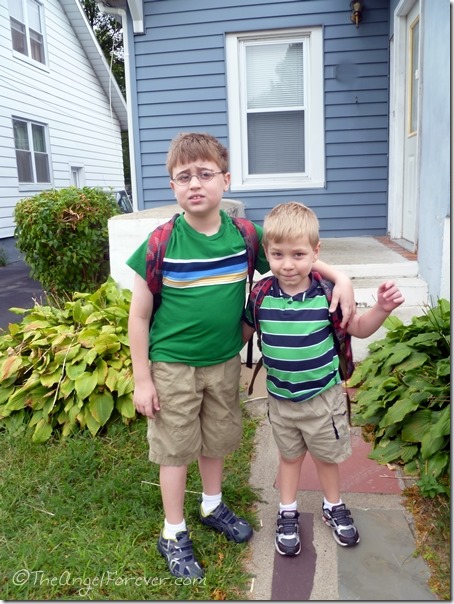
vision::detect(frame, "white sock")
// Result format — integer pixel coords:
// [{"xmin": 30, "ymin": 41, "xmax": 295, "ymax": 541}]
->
[
  {"xmin": 162, "ymin": 518, "xmax": 187, "ymax": 539},
  {"xmin": 201, "ymin": 492, "xmax": 222, "ymax": 516},
  {"xmin": 279, "ymin": 501, "xmax": 298, "ymax": 513},
  {"xmin": 323, "ymin": 497, "xmax": 342, "ymax": 510}
]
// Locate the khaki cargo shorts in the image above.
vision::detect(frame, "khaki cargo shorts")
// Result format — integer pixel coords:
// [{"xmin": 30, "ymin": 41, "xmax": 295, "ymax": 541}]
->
[
  {"xmin": 147, "ymin": 355, "xmax": 242, "ymax": 466},
  {"xmin": 268, "ymin": 384, "xmax": 351, "ymax": 463}
]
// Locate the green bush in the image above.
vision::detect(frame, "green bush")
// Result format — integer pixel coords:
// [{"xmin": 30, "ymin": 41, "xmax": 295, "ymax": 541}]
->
[
  {"xmin": 14, "ymin": 187, "xmax": 120, "ymax": 295},
  {"xmin": 350, "ymin": 299, "xmax": 450, "ymax": 497},
  {"xmin": 0, "ymin": 279, "xmax": 135, "ymax": 443}
]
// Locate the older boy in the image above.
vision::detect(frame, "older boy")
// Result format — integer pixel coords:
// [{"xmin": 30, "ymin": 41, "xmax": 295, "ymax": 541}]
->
[
  {"xmin": 242, "ymin": 202, "xmax": 404, "ymax": 555},
  {"xmin": 127, "ymin": 134, "xmax": 356, "ymax": 578}
]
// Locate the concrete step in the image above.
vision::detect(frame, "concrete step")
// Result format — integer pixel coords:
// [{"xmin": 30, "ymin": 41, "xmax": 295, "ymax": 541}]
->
[{"xmin": 350, "ymin": 276, "xmax": 429, "ymax": 308}]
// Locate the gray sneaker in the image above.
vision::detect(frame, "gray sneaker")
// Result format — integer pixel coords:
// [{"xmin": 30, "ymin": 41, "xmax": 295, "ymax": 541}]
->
[
  {"xmin": 199, "ymin": 501, "xmax": 253, "ymax": 543},
  {"xmin": 322, "ymin": 503, "xmax": 360, "ymax": 547},
  {"xmin": 275, "ymin": 510, "xmax": 301, "ymax": 556},
  {"xmin": 157, "ymin": 530, "xmax": 204, "ymax": 578}
]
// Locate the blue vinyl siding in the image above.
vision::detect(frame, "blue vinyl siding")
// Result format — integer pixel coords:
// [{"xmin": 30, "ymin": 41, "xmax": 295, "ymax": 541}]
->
[{"xmin": 133, "ymin": 0, "xmax": 390, "ymax": 236}]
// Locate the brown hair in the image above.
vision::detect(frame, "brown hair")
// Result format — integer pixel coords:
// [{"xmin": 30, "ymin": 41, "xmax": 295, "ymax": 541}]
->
[
  {"xmin": 166, "ymin": 132, "xmax": 229, "ymax": 175},
  {"xmin": 263, "ymin": 202, "xmax": 320, "ymax": 249}
]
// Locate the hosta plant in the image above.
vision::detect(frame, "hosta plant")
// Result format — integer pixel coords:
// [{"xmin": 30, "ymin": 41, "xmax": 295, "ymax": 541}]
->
[
  {"xmin": 0, "ymin": 279, "xmax": 135, "ymax": 443},
  {"xmin": 350, "ymin": 299, "xmax": 450, "ymax": 497}
]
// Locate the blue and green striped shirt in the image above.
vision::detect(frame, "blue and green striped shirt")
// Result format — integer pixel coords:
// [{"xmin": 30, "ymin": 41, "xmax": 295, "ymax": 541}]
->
[{"xmin": 244, "ymin": 275, "xmax": 340, "ymax": 402}]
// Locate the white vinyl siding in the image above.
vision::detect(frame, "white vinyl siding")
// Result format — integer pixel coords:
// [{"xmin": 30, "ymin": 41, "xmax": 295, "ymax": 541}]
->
[
  {"xmin": 226, "ymin": 28, "xmax": 325, "ymax": 191},
  {"xmin": 0, "ymin": 0, "xmax": 125, "ymax": 239}
]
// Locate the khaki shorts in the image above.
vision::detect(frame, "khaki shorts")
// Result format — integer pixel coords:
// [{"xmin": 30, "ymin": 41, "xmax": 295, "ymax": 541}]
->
[
  {"xmin": 147, "ymin": 355, "xmax": 242, "ymax": 466},
  {"xmin": 268, "ymin": 384, "xmax": 351, "ymax": 464}
]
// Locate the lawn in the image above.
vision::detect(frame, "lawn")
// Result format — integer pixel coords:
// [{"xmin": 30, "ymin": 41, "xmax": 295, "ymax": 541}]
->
[{"xmin": 0, "ymin": 406, "xmax": 260, "ymax": 600}]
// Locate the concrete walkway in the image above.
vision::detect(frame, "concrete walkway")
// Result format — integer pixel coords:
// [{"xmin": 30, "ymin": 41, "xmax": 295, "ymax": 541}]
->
[{"xmin": 240, "ymin": 367, "xmax": 436, "ymax": 601}]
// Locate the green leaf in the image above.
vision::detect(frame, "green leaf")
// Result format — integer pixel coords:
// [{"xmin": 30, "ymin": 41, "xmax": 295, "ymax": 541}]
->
[
  {"xmin": 40, "ymin": 369, "xmax": 62, "ymax": 387},
  {"xmin": 380, "ymin": 397, "xmax": 419, "ymax": 427},
  {"xmin": 66, "ymin": 362, "xmax": 87, "ymax": 380},
  {"xmin": 116, "ymin": 369, "xmax": 134, "ymax": 396},
  {"xmin": 0, "ymin": 385, "xmax": 15, "ymax": 405},
  {"xmin": 401, "ymin": 409, "xmax": 432, "ymax": 443},
  {"xmin": 383, "ymin": 344, "xmax": 413, "ymax": 368},
  {"xmin": 368, "ymin": 438, "xmax": 405, "ymax": 464},
  {"xmin": 88, "ymin": 391, "xmax": 114, "ymax": 426},
  {"xmin": 0, "ymin": 355, "xmax": 23, "ymax": 380},
  {"xmin": 420, "ymin": 433, "xmax": 446, "ymax": 460},
  {"xmin": 32, "ymin": 418, "xmax": 53, "ymax": 443},
  {"xmin": 74, "ymin": 372, "xmax": 98, "ymax": 400},
  {"xmin": 393, "ymin": 352, "xmax": 429, "ymax": 372},
  {"xmin": 85, "ymin": 408, "xmax": 102, "ymax": 436},
  {"xmin": 116, "ymin": 394, "xmax": 135, "ymax": 419}
]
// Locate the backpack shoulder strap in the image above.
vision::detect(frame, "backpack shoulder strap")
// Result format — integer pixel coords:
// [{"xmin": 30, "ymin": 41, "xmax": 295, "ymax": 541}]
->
[
  {"xmin": 231, "ymin": 217, "xmax": 259, "ymax": 289},
  {"xmin": 145, "ymin": 213, "xmax": 179, "ymax": 294},
  {"xmin": 246, "ymin": 276, "xmax": 274, "ymax": 394}
]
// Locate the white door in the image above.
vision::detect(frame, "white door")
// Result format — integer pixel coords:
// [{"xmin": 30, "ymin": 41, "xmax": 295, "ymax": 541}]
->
[{"xmin": 402, "ymin": 2, "xmax": 420, "ymax": 245}]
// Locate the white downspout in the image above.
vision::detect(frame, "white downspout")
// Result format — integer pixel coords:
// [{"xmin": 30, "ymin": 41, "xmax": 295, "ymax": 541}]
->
[{"xmin": 97, "ymin": 3, "xmax": 139, "ymax": 211}]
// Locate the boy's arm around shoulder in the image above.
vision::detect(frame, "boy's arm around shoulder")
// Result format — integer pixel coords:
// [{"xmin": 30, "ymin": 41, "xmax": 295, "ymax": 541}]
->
[
  {"xmin": 346, "ymin": 281, "xmax": 405, "ymax": 338},
  {"xmin": 313, "ymin": 259, "xmax": 355, "ymax": 327},
  {"xmin": 128, "ymin": 273, "xmax": 160, "ymax": 418}
]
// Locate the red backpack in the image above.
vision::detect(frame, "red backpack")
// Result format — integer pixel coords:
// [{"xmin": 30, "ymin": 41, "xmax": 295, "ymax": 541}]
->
[
  {"xmin": 246, "ymin": 271, "xmax": 355, "ymax": 422},
  {"xmin": 145, "ymin": 213, "xmax": 260, "ymax": 347}
]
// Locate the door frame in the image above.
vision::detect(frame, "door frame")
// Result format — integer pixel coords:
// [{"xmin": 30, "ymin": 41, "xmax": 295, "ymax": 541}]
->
[{"xmin": 388, "ymin": 0, "xmax": 421, "ymax": 252}]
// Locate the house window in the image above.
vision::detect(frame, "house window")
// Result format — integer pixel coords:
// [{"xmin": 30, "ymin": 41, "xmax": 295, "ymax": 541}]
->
[
  {"xmin": 226, "ymin": 28, "xmax": 325, "ymax": 191},
  {"xmin": 13, "ymin": 118, "xmax": 50, "ymax": 184},
  {"xmin": 8, "ymin": 0, "xmax": 46, "ymax": 65}
]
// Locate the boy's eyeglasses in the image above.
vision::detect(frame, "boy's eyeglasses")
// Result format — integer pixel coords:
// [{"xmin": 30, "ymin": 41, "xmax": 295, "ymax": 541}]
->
[{"xmin": 171, "ymin": 170, "xmax": 224, "ymax": 186}]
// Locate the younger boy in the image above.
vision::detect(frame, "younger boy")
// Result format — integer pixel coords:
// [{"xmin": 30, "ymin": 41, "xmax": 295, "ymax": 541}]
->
[
  {"xmin": 127, "ymin": 134, "xmax": 356, "ymax": 578},
  {"xmin": 242, "ymin": 202, "xmax": 405, "ymax": 555}
]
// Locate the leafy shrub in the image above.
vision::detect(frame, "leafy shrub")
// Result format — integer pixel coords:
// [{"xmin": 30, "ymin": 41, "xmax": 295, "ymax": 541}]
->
[
  {"xmin": 350, "ymin": 299, "xmax": 450, "ymax": 497},
  {"xmin": 0, "ymin": 279, "xmax": 135, "ymax": 443},
  {"xmin": 14, "ymin": 187, "xmax": 120, "ymax": 295}
]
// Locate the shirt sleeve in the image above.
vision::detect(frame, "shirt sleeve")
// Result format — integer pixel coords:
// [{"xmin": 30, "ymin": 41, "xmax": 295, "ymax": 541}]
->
[
  {"xmin": 126, "ymin": 237, "xmax": 148, "ymax": 280},
  {"xmin": 242, "ymin": 292, "xmax": 256, "ymax": 327},
  {"xmin": 253, "ymin": 223, "xmax": 270, "ymax": 275}
]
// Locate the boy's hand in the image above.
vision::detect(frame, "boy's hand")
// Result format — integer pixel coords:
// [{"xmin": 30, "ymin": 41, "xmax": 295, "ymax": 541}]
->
[
  {"xmin": 133, "ymin": 380, "xmax": 161, "ymax": 419},
  {"xmin": 377, "ymin": 281, "xmax": 405, "ymax": 312},
  {"xmin": 330, "ymin": 274, "xmax": 356, "ymax": 328}
]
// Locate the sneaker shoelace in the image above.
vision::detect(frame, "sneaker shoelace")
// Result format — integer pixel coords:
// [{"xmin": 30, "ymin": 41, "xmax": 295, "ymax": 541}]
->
[
  {"xmin": 278, "ymin": 512, "xmax": 299, "ymax": 535},
  {"xmin": 328, "ymin": 505, "xmax": 354, "ymax": 528}
]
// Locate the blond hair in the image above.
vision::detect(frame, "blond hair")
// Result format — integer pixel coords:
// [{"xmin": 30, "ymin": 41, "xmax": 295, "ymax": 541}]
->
[
  {"xmin": 263, "ymin": 202, "xmax": 320, "ymax": 249},
  {"xmin": 166, "ymin": 132, "xmax": 229, "ymax": 176}
]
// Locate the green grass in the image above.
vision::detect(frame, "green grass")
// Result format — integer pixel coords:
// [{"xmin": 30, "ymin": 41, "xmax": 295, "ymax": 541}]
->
[{"xmin": 0, "ymin": 405, "xmax": 260, "ymax": 600}]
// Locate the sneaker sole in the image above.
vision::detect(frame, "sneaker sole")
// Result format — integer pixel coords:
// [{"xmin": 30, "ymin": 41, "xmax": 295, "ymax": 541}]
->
[
  {"xmin": 323, "ymin": 516, "xmax": 360, "ymax": 547},
  {"xmin": 275, "ymin": 541, "xmax": 301, "ymax": 556}
]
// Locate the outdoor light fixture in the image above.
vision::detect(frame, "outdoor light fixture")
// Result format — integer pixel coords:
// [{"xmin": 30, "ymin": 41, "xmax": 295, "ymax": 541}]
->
[{"xmin": 350, "ymin": 1, "xmax": 364, "ymax": 27}]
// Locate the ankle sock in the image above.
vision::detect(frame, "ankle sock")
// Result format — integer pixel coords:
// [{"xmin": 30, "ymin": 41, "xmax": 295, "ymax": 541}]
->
[
  {"xmin": 279, "ymin": 501, "xmax": 298, "ymax": 513},
  {"xmin": 323, "ymin": 498, "xmax": 342, "ymax": 511},
  {"xmin": 162, "ymin": 518, "xmax": 187, "ymax": 539},
  {"xmin": 201, "ymin": 492, "xmax": 222, "ymax": 516}
]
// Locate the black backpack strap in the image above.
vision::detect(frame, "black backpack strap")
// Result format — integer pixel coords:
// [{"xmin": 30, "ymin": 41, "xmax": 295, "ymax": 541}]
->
[{"xmin": 247, "ymin": 356, "xmax": 263, "ymax": 396}]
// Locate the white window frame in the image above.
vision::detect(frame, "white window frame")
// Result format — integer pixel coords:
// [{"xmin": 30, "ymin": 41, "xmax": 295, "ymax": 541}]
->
[
  {"xmin": 8, "ymin": 0, "xmax": 47, "ymax": 67},
  {"xmin": 13, "ymin": 117, "xmax": 52, "ymax": 188},
  {"xmin": 70, "ymin": 165, "xmax": 85, "ymax": 188},
  {"xmin": 226, "ymin": 27, "xmax": 325, "ymax": 191}
]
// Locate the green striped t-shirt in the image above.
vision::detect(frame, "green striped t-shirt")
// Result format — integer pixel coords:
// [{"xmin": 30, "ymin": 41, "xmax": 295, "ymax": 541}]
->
[{"xmin": 244, "ymin": 275, "xmax": 340, "ymax": 402}]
